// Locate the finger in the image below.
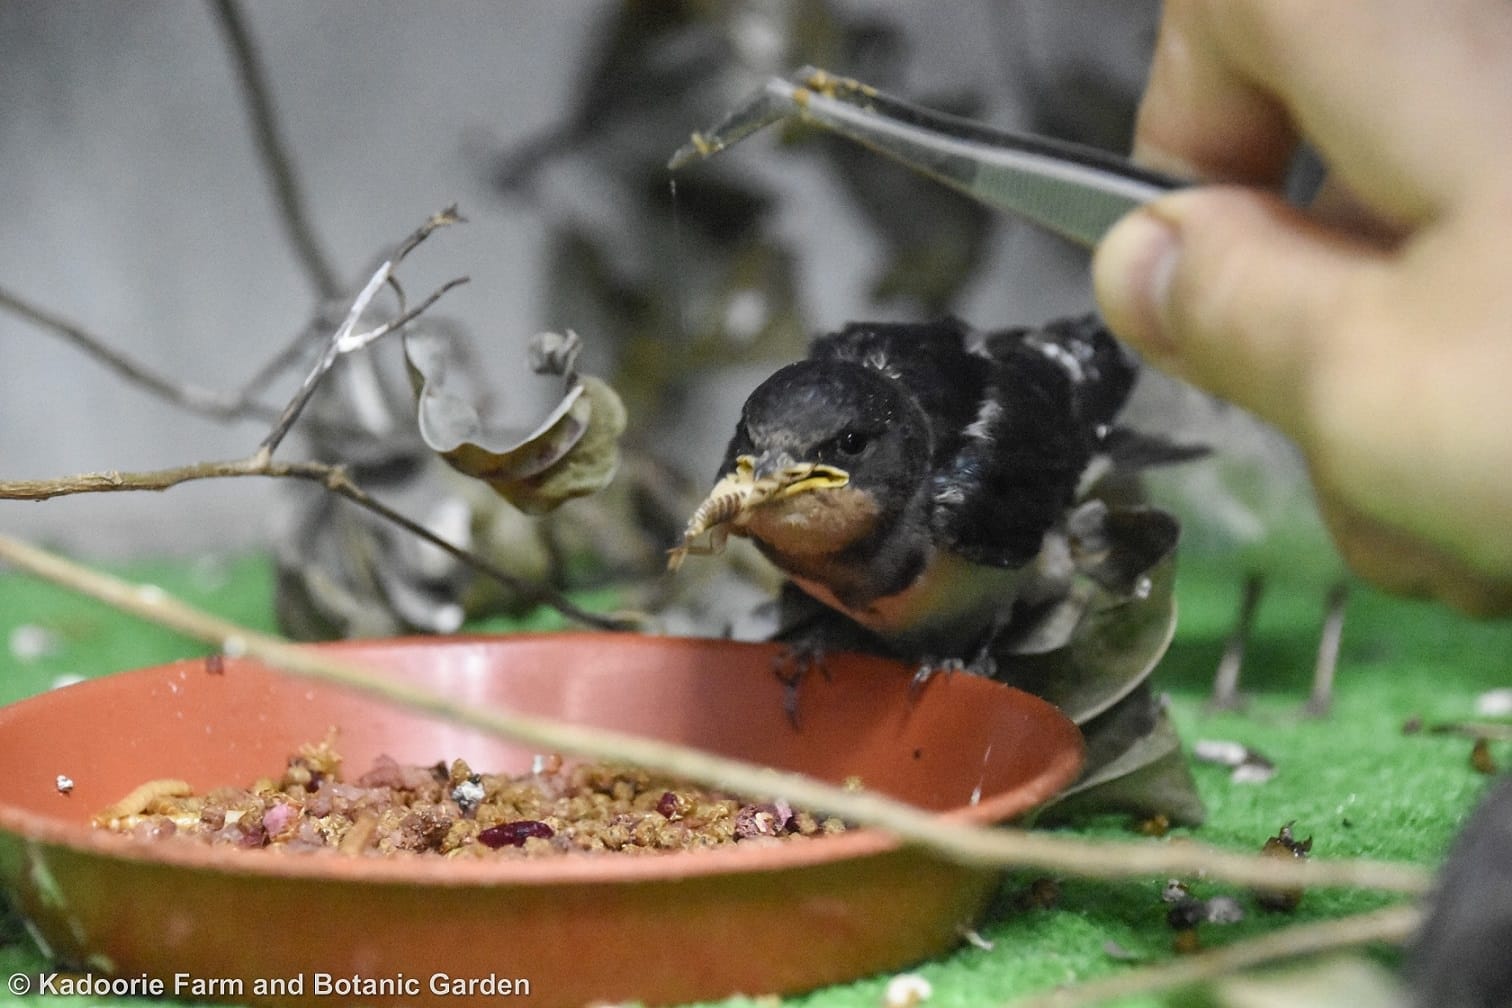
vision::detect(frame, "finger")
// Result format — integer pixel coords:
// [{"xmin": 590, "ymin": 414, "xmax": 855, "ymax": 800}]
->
[
  {"xmin": 1306, "ymin": 174, "xmax": 1408, "ymax": 249},
  {"xmin": 1132, "ymin": 0, "xmax": 1298, "ymax": 185},
  {"xmin": 1134, "ymin": 0, "xmax": 1512, "ymax": 221},
  {"xmin": 1319, "ymin": 494, "xmax": 1512, "ymax": 618},
  {"xmin": 1092, "ymin": 185, "xmax": 1383, "ymax": 443}
]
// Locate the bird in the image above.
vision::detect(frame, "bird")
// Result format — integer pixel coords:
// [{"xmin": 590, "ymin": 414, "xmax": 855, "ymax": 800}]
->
[{"xmin": 674, "ymin": 312, "xmax": 1195, "ymax": 674}]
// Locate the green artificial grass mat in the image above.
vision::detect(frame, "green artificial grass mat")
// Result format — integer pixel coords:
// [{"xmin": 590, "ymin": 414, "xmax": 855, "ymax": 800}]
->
[{"xmin": 1, "ymin": 548, "xmax": 1507, "ymax": 1007}]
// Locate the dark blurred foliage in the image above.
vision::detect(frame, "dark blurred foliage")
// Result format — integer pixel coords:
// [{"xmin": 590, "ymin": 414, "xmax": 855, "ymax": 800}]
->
[{"xmin": 491, "ymin": 0, "xmax": 995, "ymax": 436}]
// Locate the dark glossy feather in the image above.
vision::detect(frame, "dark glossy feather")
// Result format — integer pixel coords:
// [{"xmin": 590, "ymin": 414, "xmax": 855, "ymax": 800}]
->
[{"xmin": 811, "ymin": 313, "xmax": 1140, "ymax": 567}]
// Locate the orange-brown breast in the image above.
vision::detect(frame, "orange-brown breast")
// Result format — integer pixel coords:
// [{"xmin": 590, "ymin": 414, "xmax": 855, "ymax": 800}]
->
[{"xmin": 737, "ymin": 486, "xmax": 881, "ymax": 559}]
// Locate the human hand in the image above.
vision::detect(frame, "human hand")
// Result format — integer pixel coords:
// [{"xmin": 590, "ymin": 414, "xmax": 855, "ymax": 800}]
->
[{"xmin": 1092, "ymin": 0, "xmax": 1512, "ymax": 614}]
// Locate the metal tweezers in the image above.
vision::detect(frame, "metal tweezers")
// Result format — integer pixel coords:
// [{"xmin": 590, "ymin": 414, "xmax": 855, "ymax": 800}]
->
[{"xmin": 669, "ymin": 66, "xmax": 1186, "ymax": 248}]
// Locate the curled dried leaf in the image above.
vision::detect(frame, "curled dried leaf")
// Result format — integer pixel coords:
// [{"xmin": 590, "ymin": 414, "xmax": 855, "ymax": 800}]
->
[
  {"xmin": 405, "ymin": 328, "xmax": 625, "ymax": 514},
  {"xmin": 504, "ymin": 374, "xmax": 627, "ymax": 514}
]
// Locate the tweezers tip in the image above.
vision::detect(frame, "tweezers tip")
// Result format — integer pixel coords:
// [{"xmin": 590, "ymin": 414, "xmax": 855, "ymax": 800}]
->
[
  {"xmin": 665, "ymin": 78, "xmax": 807, "ymax": 171},
  {"xmin": 667, "ymin": 131, "xmax": 716, "ymax": 171}
]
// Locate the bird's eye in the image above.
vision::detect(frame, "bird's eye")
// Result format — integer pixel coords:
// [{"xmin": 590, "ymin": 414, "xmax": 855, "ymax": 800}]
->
[{"xmin": 836, "ymin": 430, "xmax": 871, "ymax": 456}]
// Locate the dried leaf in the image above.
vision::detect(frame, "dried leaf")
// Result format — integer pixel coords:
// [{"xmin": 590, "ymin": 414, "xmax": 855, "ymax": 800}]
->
[
  {"xmin": 1037, "ymin": 683, "xmax": 1206, "ymax": 826},
  {"xmin": 995, "ymin": 527, "xmax": 1178, "ymax": 725},
  {"xmin": 996, "ymin": 501, "xmax": 1202, "ymax": 825},
  {"xmin": 404, "ymin": 328, "xmax": 625, "ymax": 514},
  {"xmin": 500, "ymin": 374, "xmax": 627, "ymax": 514}
]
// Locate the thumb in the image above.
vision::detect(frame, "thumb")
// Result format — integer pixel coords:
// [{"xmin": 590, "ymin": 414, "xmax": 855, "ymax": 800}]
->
[{"xmin": 1091, "ymin": 186, "xmax": 1383, "ymax": 440}]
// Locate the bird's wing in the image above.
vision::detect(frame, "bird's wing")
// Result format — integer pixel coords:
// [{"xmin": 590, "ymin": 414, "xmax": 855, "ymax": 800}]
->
[
  {"xmin": 980, "ymin": 314, "xmax": 1139, "ymax": 430},
  {"xmin": 929, "ymin": 315, "xmax": 1137, "ymax": 567}
]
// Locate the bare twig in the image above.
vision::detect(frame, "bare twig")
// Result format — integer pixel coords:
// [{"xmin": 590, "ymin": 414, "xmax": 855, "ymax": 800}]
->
[
  {"xmin": 0, "ymin": 283, "xmax": 380, "ymax": 442},
  {"xmin": 389, "ymin": 206, "xmax": 464, "ymax": 266},
  {"xmin": 6, "ymin": 0, "xmax": 460, "ymax": 436},
  {"xmin": 257, "ymin": 208, "xmax": 465, "ymax": 458},
  {"xmin": 1306, "ymin": 581, "xmax": 1349, "ymax": 717},
  {"xmin": 234, "ymin": 206, "xmax": 468, "ymax": 410},
  {"xmin": 211, "ymin": 0, "xmax": 341, "ymax": 301},
  {"xmin": 0, "ymin": 457, "xmax": 329, "ymax": 499},
  {"xmin": 304, "ymin": 467, "xmax": 630, "ymax": 631},
  {"xmin": 0, "ymin": 284, "xmax": 284, "ymax": 425},
  {"xmin": 1009, "ymin": 903, "xmax": 1421, "ymax": 1007},
  {"xmin": 0, "ymin": 456, "xmax": 627, "ymax": 632},
  {"xmin": 2, "ymin": 209, "xmax": 463, "ymax": 473},
  {"xmin": 255, "ymin": 267, "xmax": 391, "ymax": 459},
  {"xmin": 0, "ymin": 533, "xmax": 1434, "ymax": 895},
  {"xmin": 340, "ymin": 275, "xmax": 468, "ymax": 355}
]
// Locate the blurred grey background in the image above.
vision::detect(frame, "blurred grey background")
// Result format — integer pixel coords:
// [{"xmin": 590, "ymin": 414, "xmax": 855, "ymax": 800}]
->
[{"xmin": 0, "ymin": 1, "xmax": 1311, "ymax": 564}]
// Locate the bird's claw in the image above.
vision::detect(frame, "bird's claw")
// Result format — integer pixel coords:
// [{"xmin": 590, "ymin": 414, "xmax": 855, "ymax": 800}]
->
[
  {"xmin": 772, "ymin": 643, "xmax": 831, "ymax": 728},
  {"xmin": 909, "ymin": 649, "xmax": 996, "ymax": 699},
  {"xmin": 909, "ymin": 658, "xmax": 959, "ymax": 699}
]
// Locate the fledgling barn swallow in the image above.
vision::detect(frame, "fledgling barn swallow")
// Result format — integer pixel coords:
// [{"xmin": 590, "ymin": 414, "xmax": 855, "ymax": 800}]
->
[{"xmin": 672, "ymin": 313, "xmax": 1195, "ymax": 670}]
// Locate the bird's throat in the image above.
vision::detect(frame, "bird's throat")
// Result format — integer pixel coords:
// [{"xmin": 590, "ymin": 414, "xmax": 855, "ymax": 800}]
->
[{"xmin": 738, "ymin": 486, "xmax": 880, "ymax": 559}]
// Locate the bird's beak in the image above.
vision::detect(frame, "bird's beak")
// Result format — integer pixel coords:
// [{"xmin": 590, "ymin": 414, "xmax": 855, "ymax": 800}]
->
[
  {"xmin": 748, "ymin": 452, "xmax": 851, "ymax": 502},
  {"xmin": 667, "ymin": 453, "xmax": 849, "ymax": 569}
]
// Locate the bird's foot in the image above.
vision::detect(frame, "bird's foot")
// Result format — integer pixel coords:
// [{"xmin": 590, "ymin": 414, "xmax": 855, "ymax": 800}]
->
[
  {"xmin": 909, "ymin": 657, "xmax": 963, "ymax": 699},
  {"xmin": 772, "ymin": 643, "xmax": 831, "ymax": 728},
  {"xmin": 909, "ymin": 648, "xmax": 997, "ymax": 699}
]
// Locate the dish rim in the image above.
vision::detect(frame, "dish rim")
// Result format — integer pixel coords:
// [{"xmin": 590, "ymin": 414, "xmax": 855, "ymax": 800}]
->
[{"xmin": 0, "ymin": 633, "xmax": 1084, "ymax": 887}]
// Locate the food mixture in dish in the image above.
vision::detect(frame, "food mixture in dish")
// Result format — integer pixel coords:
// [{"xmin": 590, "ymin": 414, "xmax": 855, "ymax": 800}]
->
[{"xmin": 92, "ymin": 738, "xmax": 846, "ymax": 857}]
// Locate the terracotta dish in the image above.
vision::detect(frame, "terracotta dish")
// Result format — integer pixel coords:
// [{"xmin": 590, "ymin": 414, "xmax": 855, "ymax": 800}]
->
[{"xmin": 0, "ymin": 633, "xmax": 1082, "ymax": 1008}]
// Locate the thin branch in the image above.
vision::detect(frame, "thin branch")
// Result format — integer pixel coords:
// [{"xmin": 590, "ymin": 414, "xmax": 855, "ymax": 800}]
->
[
  {"xmin": 257, "ymin": 208, "xmax": 465, "ymax": 458},
  {"xmin": 298, "ymin": 466, "xmax": 631, "ymax": 631},
  {"xmin": 233, "ymin": 205, "xmax": 468, "ymax": 407},
  {"xmin": 339, "ymin": 275, "xmax": 469, "ymax": 355},
  {"xmin": 0, "ymin": 533, "xmax": 1434, "ymax": 896},
  {"xmin": 210, "ymin": 0, "xmax": 342, "ymax": 301},
  {"xmin": 0, "ymin": 283, "xmax": 404, "ymax": 443},
  {"xmin": 4, "ymin": 13, "xmax": 457, "ymax": 434},
  {"xmin": 391, "ymin": 205, "xmax": 465, "ymax": 264},
  {"xmin": 0, "ymin": 457, "xmax": 325, "ymax": 499},
  {"xmin": 0, "ymin": 284, "xmax": 283, "ymax": 425},
  {"xmin": 1009, "ymin": 904, "xmax": 1422, "ymax": 1008},
  {"xmin": 256, "ymin": 269, "xmax": 388, "ymax": 458},
  {"xmin": 0, "ymin": 455, "xmax": 628, "ymax": 632}
]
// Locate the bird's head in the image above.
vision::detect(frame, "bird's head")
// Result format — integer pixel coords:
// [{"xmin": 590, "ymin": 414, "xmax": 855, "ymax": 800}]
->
[{"xmin": 678, "ymin": 359, "xmax": 931, "ymax": 565}]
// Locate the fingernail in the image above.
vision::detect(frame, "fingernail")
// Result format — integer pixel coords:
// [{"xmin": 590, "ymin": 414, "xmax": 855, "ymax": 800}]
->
[{"xmin": 1093, "ymin": 209, "xmax": 1180, "ymax": 359}]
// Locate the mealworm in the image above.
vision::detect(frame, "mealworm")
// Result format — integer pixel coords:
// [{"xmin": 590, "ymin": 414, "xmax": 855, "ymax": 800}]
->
[
  {"xmin": 683, "ymin": 489, "xmax": 747, "ymax": 541},
  {"xmin": 666, "ymin": 519, "xmax": 735, "ymax": 571},
  {"xmin": 666, "ymin": 472, "xmax": 766, "ymax": 571},
  {"xmin": 93, "ymin": 778, "xmax": 194, "ymax": 824}
]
